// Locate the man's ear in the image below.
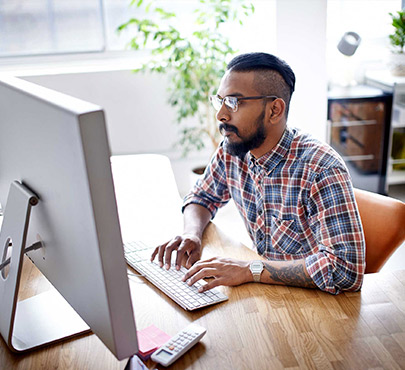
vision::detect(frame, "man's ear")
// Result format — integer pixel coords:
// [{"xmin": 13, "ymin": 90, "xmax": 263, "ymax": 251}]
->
[{"xmin": 268, "ymin": 98, "xmax": 286, "ymax": 124}]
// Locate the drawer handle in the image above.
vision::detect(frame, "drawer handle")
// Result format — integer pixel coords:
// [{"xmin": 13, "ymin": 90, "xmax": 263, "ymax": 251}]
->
[
  {"xmin": 341, "ymin": 154, "xmax": 375, "ymax": 161},
  {"xmin": 330, "ymin": 120, "xmax": 377, "ymax": 127}
]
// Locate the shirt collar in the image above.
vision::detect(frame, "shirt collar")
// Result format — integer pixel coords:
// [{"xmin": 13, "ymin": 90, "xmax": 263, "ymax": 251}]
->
[{"xmin": 248, "ymin": 126, "xmax": 295, "ymax": 175}]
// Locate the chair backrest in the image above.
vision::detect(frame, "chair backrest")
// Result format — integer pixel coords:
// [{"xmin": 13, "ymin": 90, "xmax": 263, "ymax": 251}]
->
[{"xmin": 354, "ymin": 188, "xmax": 405, "ymax": 274}]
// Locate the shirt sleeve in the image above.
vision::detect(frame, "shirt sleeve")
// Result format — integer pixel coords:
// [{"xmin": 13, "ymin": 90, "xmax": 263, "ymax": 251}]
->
[
  {"xmin": 304, "ymin": 167, "xmax": 365, "ymax": 294},
  {"xmin": 182, "ymin": 143, "xmax": 231, "ymax": 218}
]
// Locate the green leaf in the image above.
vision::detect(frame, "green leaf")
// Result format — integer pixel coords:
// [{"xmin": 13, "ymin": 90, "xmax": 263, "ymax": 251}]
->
[
  {"xmin": 155, "ymin": 7, "xmax": 176, "ymax": 19},
  {"xmin": 130, "ymin": 0, "xmax": 143, "ymax": 7}
]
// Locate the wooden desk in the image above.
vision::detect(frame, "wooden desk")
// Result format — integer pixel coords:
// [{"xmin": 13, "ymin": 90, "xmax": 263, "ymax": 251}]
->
[
  {"xmin": 1, "ymin": 223, "xmax": 405, "ymax": 369},
  {"xmin": 1, "ymin": 155, "xmax": 405, "ymax": 369}
]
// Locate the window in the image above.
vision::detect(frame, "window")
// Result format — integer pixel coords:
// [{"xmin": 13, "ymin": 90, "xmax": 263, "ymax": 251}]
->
[
  {"xmin": 0, "ymin": 0, "xmax": 275, "ymax": 59},
  {"xmin": 0, "ymin": 0, "xmax": 105, "ymax": 57}
]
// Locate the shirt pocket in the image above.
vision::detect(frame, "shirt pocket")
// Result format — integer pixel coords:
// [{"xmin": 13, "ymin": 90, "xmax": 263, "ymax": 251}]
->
[{"xmin": 269, "ymin": 215, "xmax": 303, "ymax": 255}]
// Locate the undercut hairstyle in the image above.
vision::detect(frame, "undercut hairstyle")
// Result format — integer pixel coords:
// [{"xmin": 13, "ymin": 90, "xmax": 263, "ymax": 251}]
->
[{"xmin": 227, "ymin": 52, "xmax": 296, "ymax": 117}]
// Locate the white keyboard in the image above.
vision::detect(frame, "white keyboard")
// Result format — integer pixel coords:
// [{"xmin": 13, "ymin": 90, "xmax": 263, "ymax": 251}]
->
[{"xmin": 124, "ymin": 241, "xmax": 228, "ymax": 311}]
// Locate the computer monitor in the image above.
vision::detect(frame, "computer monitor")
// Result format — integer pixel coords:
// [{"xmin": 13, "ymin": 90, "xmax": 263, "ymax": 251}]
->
[{"xmin": 0, "ymin": 76, "xmax": 138, "ymax": 360}]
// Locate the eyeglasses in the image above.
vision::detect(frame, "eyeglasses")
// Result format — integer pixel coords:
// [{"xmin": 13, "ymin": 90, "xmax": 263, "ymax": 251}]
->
[{"xmin": 209, "ymin": 95, "xmax": 279, "ymax": 113}]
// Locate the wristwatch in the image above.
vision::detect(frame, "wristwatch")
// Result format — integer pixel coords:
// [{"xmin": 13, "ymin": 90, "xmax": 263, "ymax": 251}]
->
[{"xmin": 249, "ymin": 260, "xmax": 264, "ymax": 283}]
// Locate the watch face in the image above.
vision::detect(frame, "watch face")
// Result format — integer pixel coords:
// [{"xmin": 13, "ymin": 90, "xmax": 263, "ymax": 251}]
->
[
  {"xmin": 250, "ymin": 261, "xmax": 263, "ymax": 282},
  {"xmin": 250, "ymin": 261, "xmax": 263, "ymax": 273}
]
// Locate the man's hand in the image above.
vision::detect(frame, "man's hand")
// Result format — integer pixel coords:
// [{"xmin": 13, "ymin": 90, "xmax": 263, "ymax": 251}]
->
[
  {"xmin": 151, "ymin": 234, "xmax": 202, "ymax": 270},
  {"xmin": 151, "ymin": 203, "xmax": 212, "ymax": 270},
  {"xmin": 182, "ymin": 257, "xmax": 251, "ymax": 292}
]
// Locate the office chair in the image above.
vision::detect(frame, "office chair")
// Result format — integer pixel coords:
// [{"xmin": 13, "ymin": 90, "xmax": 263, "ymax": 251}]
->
[{"xmin": 353, "ymin": 188, "xmax": 405, "ymax": 273}]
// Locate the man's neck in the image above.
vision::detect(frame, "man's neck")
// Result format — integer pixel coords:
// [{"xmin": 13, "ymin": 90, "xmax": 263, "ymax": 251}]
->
[{"xmin": 250, "ymin": 124, "xmax": 287, "ymax": 159}]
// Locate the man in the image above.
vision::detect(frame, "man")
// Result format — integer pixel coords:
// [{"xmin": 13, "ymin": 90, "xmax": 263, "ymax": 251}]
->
[{"xmin": 151, "ymin": 52, "xmax": 365, "ymax": 294}]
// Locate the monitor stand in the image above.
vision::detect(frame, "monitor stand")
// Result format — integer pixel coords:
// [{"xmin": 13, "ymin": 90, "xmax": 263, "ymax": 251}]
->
[{"xmin": 0, "ymin": 181, "xmax": 90, "ymax": 353}]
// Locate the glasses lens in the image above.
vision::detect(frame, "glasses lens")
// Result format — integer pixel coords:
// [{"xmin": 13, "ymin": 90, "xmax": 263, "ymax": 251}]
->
[
  {"xmin": 210, "ymin": 95, "xmax": 222, "ymax": 111},
  {"xmin": 224, "ymin": 96, "xmax": 238, "ymax": 112}
]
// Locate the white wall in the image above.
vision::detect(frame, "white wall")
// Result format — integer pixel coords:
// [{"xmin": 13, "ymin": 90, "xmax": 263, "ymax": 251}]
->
[
  {"xmin": 22, "ymin": 70, "xmax": 213, "ymax": 195},
  {"xmin": 23, "ymin": 70, "xmax": 179, "ymax": 156},
  {"xmin": 276, "ymin": 0, "xmax": 328, "ymax": 142}
]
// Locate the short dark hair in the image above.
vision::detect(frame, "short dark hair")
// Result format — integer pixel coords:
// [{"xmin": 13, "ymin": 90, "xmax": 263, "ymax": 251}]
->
[{"xmin": 227, "ymin": 52, "xmax": 296, "ymax": 117}]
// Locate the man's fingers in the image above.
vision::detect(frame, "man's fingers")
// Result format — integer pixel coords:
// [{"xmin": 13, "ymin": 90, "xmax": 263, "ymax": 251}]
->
[
  {"xmin": 183, "ymin": 257, "xmax": 217, "ymax": 278},
  {"xmin": 163, "ymin": 238, "xmax": 181, "ymax": 269},
  {"xmin": 198, "ymin": 279, "xmax": 222, "ymax": 292},
  {"xmin": 184, "ymin": 265, "xmax": 217, "ymax": 284},
  {"xmin": 185, "ymin": 265, "xmax": 223, "ymax": 292},
  {"xmin": 151, "ymin": 235, "xmax": 203, "ymax": 271},
  {"xmin": 151, "ymin": 243, "xmax": 167, "ymax": 266},
  {"xmin": 175, "ymin": 240, "xmax": 189, "ymax": 270},
  {"xmin": 187, "ymin": 267, "xmax": 216, "ymax": 285},
  {"xmin": 185, "ymin": 251, "xmax": 200, "ymax": 269},
  {"xmin": 150, "ymin": 247, "xmax": 158, "ymax": 261},
  {"xmin": 182, "ymin": 257, "xmax": 248, "ymax": 291},
  {"xmin": 155, "ymin": 238, "xmax": 179, "ymax": 268}
]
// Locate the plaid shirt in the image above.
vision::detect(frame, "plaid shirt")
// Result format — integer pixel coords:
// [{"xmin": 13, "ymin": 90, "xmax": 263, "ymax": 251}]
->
[{"xmin": 183, "ymin": 126, "xmax": 365, "ymax": 294}]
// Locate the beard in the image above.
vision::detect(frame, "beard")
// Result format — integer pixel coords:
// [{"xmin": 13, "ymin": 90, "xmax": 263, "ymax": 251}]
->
[{"xmin": 219, "ymin": 110, "xmax": 266, "ymax": 158}]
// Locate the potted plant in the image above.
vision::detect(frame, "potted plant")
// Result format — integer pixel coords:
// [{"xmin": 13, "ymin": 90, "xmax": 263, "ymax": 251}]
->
[
  {"xmin": 117, "ymin": 0, "xmax": 254, "ymax": 163},
  {"xmin": 389, "ymin": 10, "xmax": 405, "ymax": 76}
]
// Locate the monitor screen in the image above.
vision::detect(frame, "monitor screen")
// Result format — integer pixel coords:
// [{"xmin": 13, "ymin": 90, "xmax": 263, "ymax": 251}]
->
[{"xmin": 0, "ymin": 76, "xmax": 138, "ymax": 360}]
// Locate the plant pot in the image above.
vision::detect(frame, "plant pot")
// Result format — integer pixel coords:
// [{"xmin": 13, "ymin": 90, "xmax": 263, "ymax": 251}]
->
[
  {"xmin": 189, "ymin": 165, "xmax": 206, "ymax": 188},
  {"xmin": 389, "ymin": 52, "xmax": 405, "ymax": 76},
  {"xmin": 192, "ymin": 166, "xmax": 206, "ymax": 176}
]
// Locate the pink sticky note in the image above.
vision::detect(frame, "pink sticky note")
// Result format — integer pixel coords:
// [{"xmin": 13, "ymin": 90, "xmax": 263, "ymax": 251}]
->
[{"xmin": 137, "ymin": 325, "xmax": 171, "ymax": 359}]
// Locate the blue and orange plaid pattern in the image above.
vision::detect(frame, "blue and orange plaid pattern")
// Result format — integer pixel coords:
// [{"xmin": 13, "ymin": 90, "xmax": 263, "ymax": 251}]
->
[{"xmin": 183, "ymin": 126, "xmax": 365, "ymax": 294}]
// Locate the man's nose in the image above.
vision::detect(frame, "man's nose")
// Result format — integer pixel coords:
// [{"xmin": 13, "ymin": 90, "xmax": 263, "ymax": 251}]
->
[{"xmin": 216, "ymin": 102, "xmax": 230, "ymax": 123}]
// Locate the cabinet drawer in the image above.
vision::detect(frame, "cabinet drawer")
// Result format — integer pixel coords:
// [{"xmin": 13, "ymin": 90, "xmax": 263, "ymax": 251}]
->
[
  {"xmin": 329, "ymin": 101, "xmax": 386, "ymax": 173},
  {"xmin": 330, "ymin": 101, "xmax": 385, "ymax": 124}
]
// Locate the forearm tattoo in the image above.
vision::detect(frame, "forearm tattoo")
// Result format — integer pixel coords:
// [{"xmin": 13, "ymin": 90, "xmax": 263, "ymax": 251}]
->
[{"xmin": 263, "ymin": 261, "xmax": 316, "ymax": 289}]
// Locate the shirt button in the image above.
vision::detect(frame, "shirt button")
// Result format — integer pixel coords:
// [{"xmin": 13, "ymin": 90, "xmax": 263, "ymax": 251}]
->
[{"xmin": 258, "ymin": 209, "xmax": 263, "ymax": 216}]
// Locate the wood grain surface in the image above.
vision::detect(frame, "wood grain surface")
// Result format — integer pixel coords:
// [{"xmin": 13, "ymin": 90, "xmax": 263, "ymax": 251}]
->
[{"xmin": 1, "ymin": 222, "xmax": 405, "ymax": 370}]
